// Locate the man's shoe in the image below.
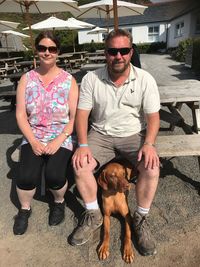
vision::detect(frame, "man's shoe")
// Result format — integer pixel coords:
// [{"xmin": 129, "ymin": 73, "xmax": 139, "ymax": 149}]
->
[
  {"xmin": 132, "ymin": 211, "xmax": 157, "ymax": 256},
  {"xmin": 13, "ymin": 208, "xmax": 32, "ymax": 235},
  {"xmin": 70, "ymin": 209, "xmax": 103, "ymax": 246},
  {"xmin": 49, "ymin": 201, "xmax": 65, "ymax": 226}
]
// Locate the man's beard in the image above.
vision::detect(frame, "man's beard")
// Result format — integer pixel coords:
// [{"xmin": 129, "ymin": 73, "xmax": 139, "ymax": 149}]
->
[{"xmin": 111, "ymin": 59, "xmax": 129, "ymax": 73}]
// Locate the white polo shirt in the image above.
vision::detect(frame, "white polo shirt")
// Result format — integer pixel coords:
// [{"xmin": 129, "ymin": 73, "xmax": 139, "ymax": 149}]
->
[{"xmin": 78, "ymin": 64, "xmax": 160, "ymax": 137}]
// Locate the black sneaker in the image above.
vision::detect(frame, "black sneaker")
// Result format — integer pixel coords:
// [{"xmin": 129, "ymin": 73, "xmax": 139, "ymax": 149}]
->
[
  {"xmin": 13, "ymin": 208, "xmax": 32, "ymax": 235},
  {"xmin": 49, "ymin": 201, "xmax": 65, "ymax": 226},
  {"xmin": 133, "ymin": 211, "xmax": 157, "ymax": 256}
]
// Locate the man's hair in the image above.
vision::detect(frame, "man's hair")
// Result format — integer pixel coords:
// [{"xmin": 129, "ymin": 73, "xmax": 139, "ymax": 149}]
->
[
  {"xmin": 105, "ymin": 29, "xmax": 133, "ymax": 48},
  {"xmin": 35, "ymin": 30, "xmax": 61, "ymax": 50}
]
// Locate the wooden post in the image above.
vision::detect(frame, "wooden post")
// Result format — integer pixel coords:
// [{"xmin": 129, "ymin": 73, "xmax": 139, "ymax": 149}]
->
[{"xmin": 113, "ymin": 0, "xmax": 118, "ymax": 31}]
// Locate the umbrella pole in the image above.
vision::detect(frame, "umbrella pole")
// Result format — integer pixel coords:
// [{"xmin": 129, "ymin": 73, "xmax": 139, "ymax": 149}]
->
[
  {"xmin": 113, "ymin": 0, "xmax": 119, "ymax": 31},
  {"xmin": 72, "ymin": 31, "xmax": 76, "ymax": 52},
  {"xmin": 106, "ymin": 5, "xmax": 110, "ymax": 32},
  {"xmin": 5, "ymin": 34, "xmax": 10, "ymax": 57},
  {"xmin": 25, "ymin": 5, "xmax": 36, "ymax": 68}
]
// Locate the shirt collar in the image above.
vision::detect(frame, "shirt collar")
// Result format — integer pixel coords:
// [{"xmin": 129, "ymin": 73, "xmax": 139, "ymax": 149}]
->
[{"xmin": 101, "ymin": 63, "xmax": 136, "ymax": 84}]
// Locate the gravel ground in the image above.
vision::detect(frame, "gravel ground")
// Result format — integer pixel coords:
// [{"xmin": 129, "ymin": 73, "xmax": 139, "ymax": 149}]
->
[{"xmin": 0, "ymin": 54, "xmax": 200, "ymax": 267}]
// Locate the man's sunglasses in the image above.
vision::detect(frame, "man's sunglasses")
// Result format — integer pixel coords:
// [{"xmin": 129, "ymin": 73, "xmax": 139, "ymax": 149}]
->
[
  {"xmin": 36, "ymin": 45, "xmax": 58, "ymax": 54},
  {"xmin": 106, "ymin": 47, "xmax": 132, "ymax": 56}
]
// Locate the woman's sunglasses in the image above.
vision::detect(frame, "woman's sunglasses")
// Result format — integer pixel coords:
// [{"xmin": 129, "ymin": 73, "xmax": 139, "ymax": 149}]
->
[
  {"xmin": 36, "ymin": 45, "xmax": 58, "ymax": 54},
  {"xmin": 106, "ymin": 47, "xmax": 131, "ymax": 56}
]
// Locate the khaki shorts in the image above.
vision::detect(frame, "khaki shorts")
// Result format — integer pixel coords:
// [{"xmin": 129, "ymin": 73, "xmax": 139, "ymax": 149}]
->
[{"xmin": 88, "ymin": 129, "xmax": 145, "ymax": 170}]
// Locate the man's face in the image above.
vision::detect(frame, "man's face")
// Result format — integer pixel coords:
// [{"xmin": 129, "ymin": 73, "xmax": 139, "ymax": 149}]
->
[{"xmin": 105, "ymin": 36, "xmax": 133, "ymax": 74}]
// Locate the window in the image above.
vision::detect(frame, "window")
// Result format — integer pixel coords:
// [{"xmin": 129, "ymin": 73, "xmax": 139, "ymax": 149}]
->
[
  {"xmin": 195, "ymin": 16, "xmax": 200, "ymax": 33},
  {"xmin": 148, "ymin": 26, "xmax": 159, "ymax": 42},
  {"xmin": 125, "ymin": 28, "xmax": 132, "ymax": 34},
  {"xmin": 175, "ymin": 21, "xmax": 184, "ymax": 37}
]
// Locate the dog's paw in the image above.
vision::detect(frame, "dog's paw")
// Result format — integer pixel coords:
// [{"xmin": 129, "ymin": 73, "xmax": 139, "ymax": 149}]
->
[
  {"xmin": 98, "ymin": 244, "xmax": 110, "ymax": 260},
  {"xmin": 123, "ymin": 245, "xmax": 135, "ymax": 263}
]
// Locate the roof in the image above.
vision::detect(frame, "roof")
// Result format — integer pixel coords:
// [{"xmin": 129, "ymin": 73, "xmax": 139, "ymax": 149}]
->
[{"xmin": 84, "ymin": 0, "xmax": 200, "ymax": 28}]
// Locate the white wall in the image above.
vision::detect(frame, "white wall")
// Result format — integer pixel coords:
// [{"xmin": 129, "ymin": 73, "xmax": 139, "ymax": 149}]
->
[
  {"xmin": 78, "ymin": 29, "xmax": 112, "ymax": 44},
  {"xmin": 168, "ymin": 13, "xmax": 191, "ymax": 47},
  {"xmin": 78, "ymin": 23, "xmax": 167, "ymax": 45}
]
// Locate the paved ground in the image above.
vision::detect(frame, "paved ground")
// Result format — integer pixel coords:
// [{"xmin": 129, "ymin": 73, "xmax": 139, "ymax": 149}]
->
[{"xmin": 0, "ymin": 54, "xmax": 200, "ymax": 267}]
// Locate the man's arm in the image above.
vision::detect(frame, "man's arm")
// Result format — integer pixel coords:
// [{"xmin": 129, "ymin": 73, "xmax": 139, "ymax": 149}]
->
[
  {"xmin": 137, "ymin": 112, "xmax": 160, "ymax": 169},
  {"xmin": 73, "ymin": 109, "xmax": 93, "ymax": 169},
  {"xmin": 75, "ymin": 109, "xmax": 91, "ymax": 145},
  {"xmin": 144, "ymin": 112, "xmax": 160, "ymax": 145}
]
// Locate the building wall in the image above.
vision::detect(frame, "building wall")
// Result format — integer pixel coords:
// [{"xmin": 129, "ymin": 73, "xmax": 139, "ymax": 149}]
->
[
  {"xmin": 168, "ymin": 13, "xmax": 191, "ymax": 47},
  {"xmin": 78, "ymin": 23, "xmax": 167, "ymax": 45}
]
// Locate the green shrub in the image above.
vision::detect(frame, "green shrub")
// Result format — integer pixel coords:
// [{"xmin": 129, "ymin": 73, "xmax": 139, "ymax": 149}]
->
[
  {"xmin": 136, "ymin": 42, "xmax": 166, "ymax": 53},
  {"xmin": 172, "ymin": 38, "xmax": 193, "ymax": 62},
  {"xmin": 192, "ymin": 38, "xmax": 200, "ymax": 72}
]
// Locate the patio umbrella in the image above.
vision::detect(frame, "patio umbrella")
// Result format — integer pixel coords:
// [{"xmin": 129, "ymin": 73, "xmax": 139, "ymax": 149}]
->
[
  {"xmin": 1, "ymin": 30, "xmax": 29, "ymax": 56},
  {"xmin": 66, "ymin": 17, "xmax": 95, "ymax": 28},
  {"xmin": 77, "ymin": 0, "xmax": 147, "ymax": 31},
  {"xmin": 23, "ymin": 16, "xmax": 85, "ymax": 52},
  {"xmin": 87, "ymin": 26, "xmax": 107, "ymax": 42},
  {"xmin": 0, "ymin": 20, "xmax": 19, "ymax": 30},
  {"xmin": 23, "ymin": 16, "xmax": 84, "ymax": 31},
  {"xmin": 0, "ymin": 0, "xmax": 80, "ymax": 65}
]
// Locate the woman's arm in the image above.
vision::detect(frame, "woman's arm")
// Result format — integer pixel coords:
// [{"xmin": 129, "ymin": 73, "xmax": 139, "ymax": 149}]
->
[{"xmin": 16, "ymin": 74, "xmax": 45, "ymax": 155}]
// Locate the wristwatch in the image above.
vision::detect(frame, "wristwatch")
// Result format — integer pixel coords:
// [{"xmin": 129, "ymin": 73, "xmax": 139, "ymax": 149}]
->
[{"xmin": 62, "ymin": 130, "xmax": 69, "ymax": 138}]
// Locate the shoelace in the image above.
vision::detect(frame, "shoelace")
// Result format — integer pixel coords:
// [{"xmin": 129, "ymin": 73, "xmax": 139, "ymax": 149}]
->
[
  {"xmin": 79, "ymin": 210, "xmax": 95, "ymax": 227},
  {"xmin": 137, "ymin": 216, "xmax": 151, "ymax": 239}
]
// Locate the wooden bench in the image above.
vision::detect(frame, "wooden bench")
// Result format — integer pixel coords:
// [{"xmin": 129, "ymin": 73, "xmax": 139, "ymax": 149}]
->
[{"xmin": 156, "ymin": 134, "xmax": 200, "ymax": 157}]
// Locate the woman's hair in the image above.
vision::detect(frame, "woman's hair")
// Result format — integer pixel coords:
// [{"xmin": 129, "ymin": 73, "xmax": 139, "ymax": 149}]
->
[
  {"xmin": 35, "ymin": 30, "xmax": 61, "ymax": 50},
  {"xmin": 105, "ymin": 29, "xmax": 133, "ymax": 48}
]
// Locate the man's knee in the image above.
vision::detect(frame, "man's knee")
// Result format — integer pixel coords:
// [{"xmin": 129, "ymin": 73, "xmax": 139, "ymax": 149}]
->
[{"xmin": 137, "ymin": 162, "xmax": 160, "ymax": 179}]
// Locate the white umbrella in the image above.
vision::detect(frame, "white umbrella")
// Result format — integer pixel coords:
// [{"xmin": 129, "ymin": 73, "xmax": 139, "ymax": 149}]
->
[
  {"xmin": 77, "ymin": 0, "xmax": 147, "ymax": 30},
  {"xmin": 1, "ymin": 30, "xmax": 29, "ymax": 56},
  {"xmin": 0, "ymin": 0, "xmax": 80, "ymax": 63},
  {"xmin": 23, "ymin": 16, "xmax": 85, "ymax": 52},
  {"xmin": 87, "ymin": 26, "xmax": 107, "ymax": 42},
  {"xmin": 1, "ymin": 30, "xmax": 30, "ymax": 38},
  {"xmin": 0, "ymin": 20, "xmax": 19, "ymax": 30},
  {"xmin": 66, "ymin": 17, "xmax": 95, "ymax": 28},
  {"xmin": 23, "ymin": 16, "xmax": 84, "ymax": 31}
]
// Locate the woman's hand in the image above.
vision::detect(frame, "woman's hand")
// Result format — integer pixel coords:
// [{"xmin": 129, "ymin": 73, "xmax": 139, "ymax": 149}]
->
[
  {"xmin": 30, "ymin": 139, "xmax": 46, "ymax": 156},
  {"xmin": 43, "ymin": 136, "xmax": 63, "ymax": 155}
]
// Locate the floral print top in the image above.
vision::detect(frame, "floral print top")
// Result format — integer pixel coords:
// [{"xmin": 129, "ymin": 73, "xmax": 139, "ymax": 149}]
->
[{"xmin": 22, "ymin": 69, "xmax": 74, "ymax": 151}]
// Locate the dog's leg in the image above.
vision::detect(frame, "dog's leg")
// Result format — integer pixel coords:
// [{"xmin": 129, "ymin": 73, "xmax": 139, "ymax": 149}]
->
[
  {"xmin": 98, "ymin": 214, "xmax": 110, "ymax": 260},
  {"xmin": 123, "ymin": 213, "xmax": 135, "ymax": 263}
]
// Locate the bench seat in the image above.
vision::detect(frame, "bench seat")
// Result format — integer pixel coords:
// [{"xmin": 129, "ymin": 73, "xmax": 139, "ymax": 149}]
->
[{"xmin": 156, "ymin": 134, "xmax": 200, "ymax": 157}]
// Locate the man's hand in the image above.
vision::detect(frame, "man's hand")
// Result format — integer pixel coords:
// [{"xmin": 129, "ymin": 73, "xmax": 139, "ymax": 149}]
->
[
  {"xmin": 137, "ymin": 144, "xmax": 160, "ymax": 169},
  {"xmin": 72, "ymin": 147, "xmax": 93, "ymax": 170}
]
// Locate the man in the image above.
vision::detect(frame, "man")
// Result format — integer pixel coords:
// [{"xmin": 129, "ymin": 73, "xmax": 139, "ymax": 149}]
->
[{"xmin": 70, "ymin": 29, "xmax": 160, "ymax": 256}]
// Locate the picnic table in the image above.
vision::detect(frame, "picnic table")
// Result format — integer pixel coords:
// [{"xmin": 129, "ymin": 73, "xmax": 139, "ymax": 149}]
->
[
  {"xmin": 0, "ymin": 72, "xmax": 24, "ymax": 110},
  {"xmin": 0, "ymin": 56, "xmax": 23, "ymax": 74},
  {"xmin": 80, "ymin": 63, "xmax": 105, "ymax": 72},
  {"xmin": 156, "ymin": 80, "xmax": 200, "ymax": 164}
]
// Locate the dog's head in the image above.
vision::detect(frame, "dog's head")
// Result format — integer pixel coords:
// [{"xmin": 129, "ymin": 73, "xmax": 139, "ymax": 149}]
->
[{"xmin": 97, "ymin": 162, "xmax": 133, "ymax": 192}]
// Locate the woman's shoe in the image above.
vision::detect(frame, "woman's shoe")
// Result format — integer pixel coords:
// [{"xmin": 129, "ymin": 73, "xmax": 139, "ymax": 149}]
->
[{"xmin": 13, "ymin": 208, "xmax": 32, "ymax": 235}]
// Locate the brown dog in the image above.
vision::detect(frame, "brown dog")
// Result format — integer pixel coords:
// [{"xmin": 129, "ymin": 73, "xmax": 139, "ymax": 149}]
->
[{"xmin": 97, "ymin": 161, "xmax": 135, "ymax": 263}]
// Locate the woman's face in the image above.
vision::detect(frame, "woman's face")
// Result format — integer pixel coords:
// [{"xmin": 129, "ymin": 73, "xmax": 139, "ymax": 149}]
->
[{"xmin": 36, "ymin": 37, "xmax": 58, "ymax": 66}]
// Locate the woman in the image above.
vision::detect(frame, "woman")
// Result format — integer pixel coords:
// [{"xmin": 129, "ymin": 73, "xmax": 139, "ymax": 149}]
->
[{"xmin": 13, "ymin": 31, "xmax": 79, "ymax": 235}]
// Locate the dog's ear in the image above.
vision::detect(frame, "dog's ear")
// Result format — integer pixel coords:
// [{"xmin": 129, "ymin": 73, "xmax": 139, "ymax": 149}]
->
[{"xmin": 97, "ymin": 170, "xmax": 108, "ymax": 190}]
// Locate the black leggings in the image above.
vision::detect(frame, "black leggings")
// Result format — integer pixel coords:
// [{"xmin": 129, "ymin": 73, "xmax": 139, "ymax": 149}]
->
[{"xmin": 16, "ymin": 143, "xmax": 73, "ymax": 190}]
